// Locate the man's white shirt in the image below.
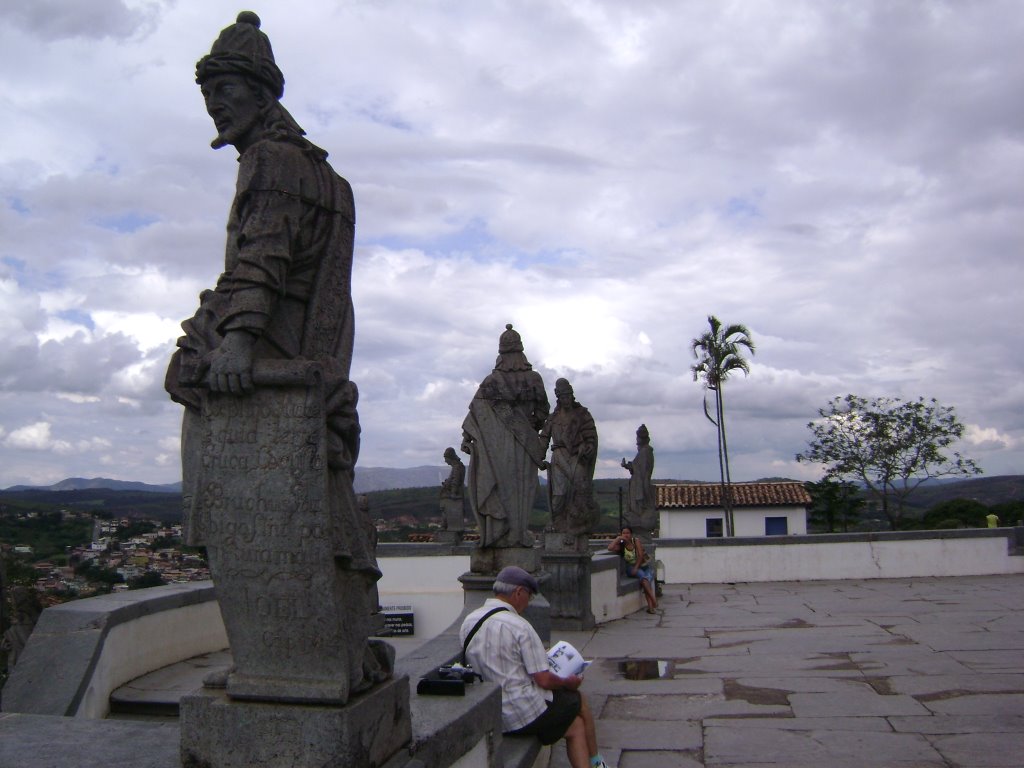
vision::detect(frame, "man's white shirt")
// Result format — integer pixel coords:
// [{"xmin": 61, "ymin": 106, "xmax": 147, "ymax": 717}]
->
[{"xmin": 459, "ymin": 597, "xmax": 552, "ymax": 732}]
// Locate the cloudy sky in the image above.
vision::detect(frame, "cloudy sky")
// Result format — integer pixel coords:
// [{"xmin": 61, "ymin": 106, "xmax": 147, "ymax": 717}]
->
[{"xmin": 1, "ymin": 0, "xmax": 1021, "ymax": 490}]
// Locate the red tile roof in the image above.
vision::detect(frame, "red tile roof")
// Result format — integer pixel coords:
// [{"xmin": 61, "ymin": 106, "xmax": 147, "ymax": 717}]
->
[{"xmin": 656, "ymin": 482, "xmax": 811, "ymax": 509}]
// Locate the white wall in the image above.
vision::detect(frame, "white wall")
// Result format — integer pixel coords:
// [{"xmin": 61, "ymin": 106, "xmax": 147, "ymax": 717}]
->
[
  {"xmin": 661, "ymin": 506, "xmax": 807, "ymax": 538},
  {"xmin": 377, "ymin": 553, "xmax": 470, "ymax": 646},
  {"xmin": 658, "ymin": 532, "xmax": 1024, "ymax": 584}
]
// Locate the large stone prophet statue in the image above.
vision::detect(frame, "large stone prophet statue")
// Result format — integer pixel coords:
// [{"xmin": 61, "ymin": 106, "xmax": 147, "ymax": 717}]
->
[
  {"xmin": 165, "ymin": 12, "xmax": 391, "ymax": 707},
  {"xmin": 541, "ymin": 378, "xmax": 600, "ymax": 538},
  {"xmin": 461, "ymin": 324, "xmax": 549, "ymax": 549},
  {"xmin": 622, "ymin": 423, "xmax": 657, "ymax": 531}
]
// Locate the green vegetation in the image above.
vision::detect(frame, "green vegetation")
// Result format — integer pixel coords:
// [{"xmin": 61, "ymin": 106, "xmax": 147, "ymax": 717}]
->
[
  {"xmin": 797, "ymin": 395, "xmax": 981, "ymax": 530},
  {"xmin": 806, "ymin": 479, "xmax": 864, "ymax": 533},
  {"xmin": 128, "ymin": 570, "xmax": 167, "ymax": 590},
  {"xmin": 0, "ymin": 510, "xmax": 92, "ymax": 562}
]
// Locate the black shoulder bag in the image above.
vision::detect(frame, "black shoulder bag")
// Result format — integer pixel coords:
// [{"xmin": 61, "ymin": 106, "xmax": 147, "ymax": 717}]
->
[{"xmin": 416, "ymin": 606, "xmax": 509, "ymax": 696}]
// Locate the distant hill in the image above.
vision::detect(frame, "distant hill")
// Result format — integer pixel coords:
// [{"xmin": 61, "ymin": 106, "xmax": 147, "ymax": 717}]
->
[
  {"xmin": 897, "ymin": 475, "xmax": 1024, "ymax": 511},
  {"xmin": 3, "ymin": 467, "xmax": 450, "ymax": 496},
  {"xmin": 354, "ymin": 466, "xmax": 447, "ymax": 493},
  {"xmin": 4, "ymin": 474, "xmax": 1018, "ymax": 528},
  {"xmin": 4, "ymin": 477, "xmax": 182, "ymax": 493}
]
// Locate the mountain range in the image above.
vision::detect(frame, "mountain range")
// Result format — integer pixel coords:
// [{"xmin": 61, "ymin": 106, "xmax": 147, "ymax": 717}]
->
[
  {"xmin": 3, "ymin": 466, "xmax": 451, "ymax": 495},
  {"xmin": 6, "ymin": 472, "xmax": 1022, "ymax": 506}
]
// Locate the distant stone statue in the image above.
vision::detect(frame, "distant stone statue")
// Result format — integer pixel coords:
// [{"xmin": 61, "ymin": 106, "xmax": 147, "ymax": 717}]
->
[
  {"xmin": 461, "ymin": 324, "xmax": 549, "ymax": 549},
  {"xmin": 541, "ymin": 378, "xmax": 600, "ymax": 538},
  {"xmin": 441, "ymin": 447, "xmax": 466, "ymax": 502},
  {"xmin": 1, "ymin": 587, "xmax": 42, "ymax": 670},
  {"xmin": 440, "ymin": 447, "xmax": 466, "ymax": 533},
  {"xmin": 165, "ymin": 12, "xmax": 391, "ymax": 707},
  {"xmin": 622, "ymin": 423, "xmax": 657, "ymax": 531}
]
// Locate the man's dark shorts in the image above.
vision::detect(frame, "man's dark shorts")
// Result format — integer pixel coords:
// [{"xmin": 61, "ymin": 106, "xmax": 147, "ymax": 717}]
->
[{"xmin": 506, "ymin": 690, "xmax": 582, "ymax": 745}]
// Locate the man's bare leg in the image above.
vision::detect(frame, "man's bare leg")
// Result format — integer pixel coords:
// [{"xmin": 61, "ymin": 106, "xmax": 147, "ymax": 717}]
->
[
  {"xmin": 580, "ymin": 692, "xmax": 599, "ymax": 757},
  {"xmin": 563, "ymin": 716, "xmax": 589, "ymax": 768}
]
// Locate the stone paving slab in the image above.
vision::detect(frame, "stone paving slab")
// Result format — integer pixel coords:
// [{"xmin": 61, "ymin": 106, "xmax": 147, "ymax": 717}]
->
[
  {"xmin": 917, "ymin": 692, "xmax": 1024, "ymax": 716},
  {"xmin": 888, "ymin": 714, "xmax": 1024, "ymax": 734},
  {"xmin": 926, "ymin": 732, "xmax": 1024, "ymax": 767},
  {"xmin": 705, "ymin": 715, "xmax": 894, "ymax": 732},
  {"xmin": 788, "ymin": 689, "xmax": 930, "ymax": 717},
  {"xmin": 703, "ymin": 727, "xmax": 947, "ymax": 766}
]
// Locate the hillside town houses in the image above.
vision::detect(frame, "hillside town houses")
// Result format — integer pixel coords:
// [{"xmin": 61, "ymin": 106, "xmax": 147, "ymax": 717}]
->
[{"xmin": 2, "ymin": 508, "xmax": 210, "ymax": 598}]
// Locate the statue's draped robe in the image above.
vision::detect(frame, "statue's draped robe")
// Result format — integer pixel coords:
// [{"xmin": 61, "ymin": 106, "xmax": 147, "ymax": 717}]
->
[
  {"xmin": 542, "ymin": 403, "xmax": 599, "ymax": 535},
  {"xmin": 626, "ymin": 442, "xmax": 657, "ymax": 530},
  {"xmin": 462, "ymin": 365, "xmax": 548, "ymax": 547},
  {"xmin": 165, "ymin": 136, "xmax": 375, "ymax": 576}
]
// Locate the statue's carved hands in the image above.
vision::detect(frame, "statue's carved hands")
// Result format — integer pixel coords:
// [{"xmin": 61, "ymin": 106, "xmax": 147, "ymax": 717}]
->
[
  {"xmin": 460, "ymin": 437, "xmax": 472, "ymax": 455},
  {"xmin": 208, "ymin": 330, "xmax": 257, "ymax": 395},
  {"xmin": 580, "ymin": 443, "xmax": 595, "ymax": 460},
  {"xmin": 539, "ymin": 460, "xmax": 550, "ymax": 471}
]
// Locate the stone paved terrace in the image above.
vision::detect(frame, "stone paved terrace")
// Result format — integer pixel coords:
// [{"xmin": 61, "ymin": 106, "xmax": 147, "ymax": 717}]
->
[
  {"xmin": 551, "ymin": 574, "xmax": 1024, "ymax": 768},
  {"xmin": 3, "ymin": 574, "xmax": 1024, "ymax": 767}
]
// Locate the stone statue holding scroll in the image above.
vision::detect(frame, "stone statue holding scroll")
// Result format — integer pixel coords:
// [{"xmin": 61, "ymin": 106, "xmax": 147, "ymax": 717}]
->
[
  {"xmin": 461, "ymin": 324, "xmax": 549, "ymax": 549},
  {"xmin": 540, "ymin": 378, "xmax": 600, "ymax": 538},
  {"xmin": 165, "ymin": 12, "xmax": 392, "ymax": 709},
  {"xmin": 622, "ymin": 423, "xmax": 657, "ymax": 531},
  {"xmin": 440, "ymin": 447, "xmax": 466, "ymax": 532}
]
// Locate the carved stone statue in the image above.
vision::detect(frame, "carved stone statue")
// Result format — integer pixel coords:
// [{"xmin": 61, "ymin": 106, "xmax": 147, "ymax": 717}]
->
[
  {"xmin": 165, "ymin": 11, "xmax": 392, "ymax": 706},
  {"xmin": 440, "ymin": 446, "xmax": 466, "ymax": 533},
  {"xmin": 440, "ymin": 447, "xmax": 465, "ymax": 502},
  {"xmin": 1, "ymin": 587, "xmax": 42, "ymax": 671},
  {"xmin": 461, "ymin": 324, "xmax": 549, "ymax": 550},
  {"xmin": 541, "ymin": 378, "xmax": 600, "ymax": 538},
  {"xmin": 622, "ymin": 423, "xmax": 657, "ymax": 532}
]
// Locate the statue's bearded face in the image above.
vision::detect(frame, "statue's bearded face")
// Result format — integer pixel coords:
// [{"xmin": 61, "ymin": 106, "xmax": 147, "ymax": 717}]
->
[{"xmin": 201, "ymin": 73, "xmax": 263, "ymax": 150}]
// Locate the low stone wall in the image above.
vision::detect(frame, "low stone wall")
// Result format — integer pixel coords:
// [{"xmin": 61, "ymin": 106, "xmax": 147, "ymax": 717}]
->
[
  {"xmin": 590, "ymin": 551, "xmax": 645, "ymax": 620},
  {"xmin": 2, "ymin": 581, "xmax": 225, "ymax": 718},
  {"xmin": 656, "ymin": 527, "xmax": 1024, "ymax": 584}
]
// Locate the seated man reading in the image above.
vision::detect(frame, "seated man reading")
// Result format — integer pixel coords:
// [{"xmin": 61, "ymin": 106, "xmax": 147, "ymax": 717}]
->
[{"xmin": 460, "ymin": 566, "xmax": 611, "ymax": 768}]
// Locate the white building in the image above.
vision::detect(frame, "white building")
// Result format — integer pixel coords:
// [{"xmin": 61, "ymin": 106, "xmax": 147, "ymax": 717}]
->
[{"xmin": 658, "ymin": 481, "xmax": 811, "ymax": 538}]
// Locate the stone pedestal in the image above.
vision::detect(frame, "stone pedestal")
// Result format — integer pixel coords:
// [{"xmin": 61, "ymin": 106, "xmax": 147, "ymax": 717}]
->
[
  {"xmin": 468, "ymin": 545, "xmax": 541, "ymax": 575},
  {"xmin": 541, "ymin": 541, "xmax": 595, "ymax": 631},
  {"xmin": 180, "ymin": 676, "xmax": 411, "ymax": 768},
  {"xmin": 433, "ymin": 529, "xmax": 463, "ymax": 545}
]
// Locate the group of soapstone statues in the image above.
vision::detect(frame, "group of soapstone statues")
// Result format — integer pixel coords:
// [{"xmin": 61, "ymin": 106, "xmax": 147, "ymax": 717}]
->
[{"xmin": 444, "ymin": 323, "xmax": 657, "ymax": 549}]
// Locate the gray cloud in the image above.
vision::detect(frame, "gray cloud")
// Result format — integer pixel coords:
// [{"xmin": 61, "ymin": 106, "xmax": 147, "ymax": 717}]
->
[{"xmin": 0, "ymin": 0, "xmax": 1021, "ymax": 488}]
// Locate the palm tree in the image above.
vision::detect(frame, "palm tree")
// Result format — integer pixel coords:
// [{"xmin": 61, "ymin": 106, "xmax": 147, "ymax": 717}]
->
[{"xmin": 690, "ymin": 315, "xmax": 755, "ymax": 536}]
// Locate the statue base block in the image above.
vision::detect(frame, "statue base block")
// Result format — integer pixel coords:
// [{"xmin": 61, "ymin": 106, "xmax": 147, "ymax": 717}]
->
[
  {"xmin": 540, "ymin": 551, "xmax": 595, "ymax": 631},
  {"xmin": 433, "ymin": 530, "xmax": 463, "ymax": 545},
  {"xmin": 180, "ymin": 676, "xmax": 411, "ymax": 768},
  {"xmin": 468, "ymin": 546, "xmax": 541, "ymax": 574}
]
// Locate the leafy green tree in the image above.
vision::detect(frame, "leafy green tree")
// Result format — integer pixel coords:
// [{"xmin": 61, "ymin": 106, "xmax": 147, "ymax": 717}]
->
[
  {"xmin": 691, "ymin": 315, "xmax": 755, "ymax": 536},
  {"xmin": 920, "ymin": 498, "xmax": 989, "ymax": 529},
  {"xmin": 806, "ymin": 478, "xmax": 864, "ymax": 532},
  {"xmin": 796, "ymin": 395, "xmax": 981, "ymax": 531}
]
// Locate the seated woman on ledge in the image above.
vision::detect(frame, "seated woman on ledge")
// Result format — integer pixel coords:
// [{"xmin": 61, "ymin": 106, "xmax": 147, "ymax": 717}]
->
[{"xmin": 607, "ymin": 527, "xmax": 658, "ymax": 614}]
